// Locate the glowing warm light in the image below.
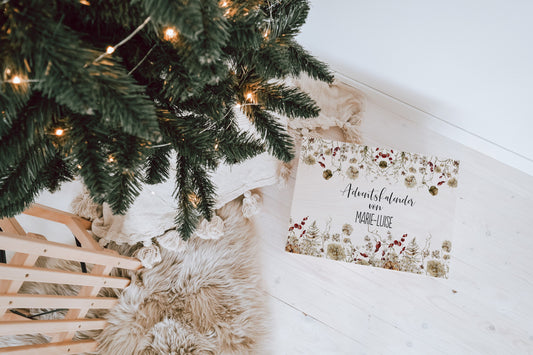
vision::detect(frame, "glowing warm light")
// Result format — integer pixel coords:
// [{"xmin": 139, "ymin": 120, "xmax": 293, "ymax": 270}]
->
[
  {"xmin": 235, "ymin": 103, "xmax": 241, "ymax": 108},
  {"xmin": 108, "ymin": 156, "xmax": 115, "ymax": 163},
  {"xmin": 11, "ymin": 76, "xmax": 21, "ymax": 84},
  {"xmin": 221, "ymin": 1, "xmax": 228, "ymax": 6},
  {"xmin": 188, "ymin": 193, "xmax": 200, "ymax": 208},
  {"xmin": 54, "ymin": 128, "xmax": 64, "ymax": 136},
  {"xmin": 263, "ymin": 30, "xmax": 269, "ymax": 39},
  {"xmin": 214, "ymin": 142, "xmax": 219, "ymax": 150},
  {"xmin": 77, "ymin": 164, "xmax": 82, "ymax": 169},
  {"xmin": 246, "ymin": 92, "xmax": 253, "ymax": 101},
  {"xmin": 79, "ymin": 0, "xmax": 90, "ymax": 5},
  {"xmin": 164, "ymin": 27, "xmax": 178, "ymax": 41},
  {"xmin": 106, "ymin": 46, "xmax": 115, "ymax": 54}
]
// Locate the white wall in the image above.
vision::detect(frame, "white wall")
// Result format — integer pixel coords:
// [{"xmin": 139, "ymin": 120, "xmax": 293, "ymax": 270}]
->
[{"xmin": 298, "ymin": 0, "xmax": 533, "ymax": 175}]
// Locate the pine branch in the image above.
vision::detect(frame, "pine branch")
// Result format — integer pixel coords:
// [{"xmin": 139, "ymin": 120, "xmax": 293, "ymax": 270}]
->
[
  {"xmin": 218, "ymin": 129, "xmax": 265, "ymax": 164},
  {"xmin": 157, "ymin": 110, "xmax": 219, "ymax": 169},
  {"xmin": 269, "ymin": 0, "xmax": 310, "ymax": 40},
  {"xmin": 142, "ymin": 0, "xmax": 204, "ymax": 40},
  {"xmin": 256, "ymin": 82, "xmax": 320, "ymax": 118},
  {"xmin": 67, "ymin": 115, "xmax": 110, "ymax": 204},
  {"xmin": 245, "ymin": 106, "xmax": 294, "ymax": 162},
  {"xmin": 286, "ymin": 40, "xmax": 335, "ymax": 83},
  {"xmin": 0, "ymin": 40, "xmax": 34, "ymax": 136},
  {"xmin": 105, "ymin": 134, "xmax": 146, "ymax": 214},
  {"xmin": 144, "ymin": 144, "xmax": 173, "ymax": 184},
  {"xmin": 191, "ymin": 165, "xmax": 216, "ymax": 220},
  {"xmin": 0, "ymin": 94, "xmax": 57, "ymax": 166},
  {"xmin": 0, "ymin": 141, "xmax": 56, "ymax": 216},
  {"xmin": 174, "ymin": 156, "xmax": 199, "ymax": 240},
  {"xmin": 40, "ymin": 154, "xmax": 74, "ymax": 193}
]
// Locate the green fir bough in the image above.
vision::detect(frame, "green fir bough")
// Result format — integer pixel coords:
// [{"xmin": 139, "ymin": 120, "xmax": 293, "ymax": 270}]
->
[{"xmin": 0, "ymin": 0, "xmax": 333, "ymax": 239}]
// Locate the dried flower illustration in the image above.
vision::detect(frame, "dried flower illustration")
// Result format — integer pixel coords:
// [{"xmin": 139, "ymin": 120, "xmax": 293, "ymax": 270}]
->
[
  {"xmin": 326, "ymin": 243, "xmax": 346, "ymax": 261},
  {"xmin": 379, "ymin": 161, "xmax": 388, "ymax": 168},
  {"xmin": 442, "ymin": 240, "xmax": 452, "ymax": 253},
  {"xmin": 346, "ymin": 166, "xmax": 359, "ymax": 180},
  {"xmin": 303, "ymin": 154, "xmax": 316, "ymax": 165},
  {"xmin": 404, "ymin": 175, "xmax": 416, "ymax": 188},
  {"xmin": 447, "ymin": 177, "xmax": 458, "ymax": 188},
  {"xmin": 342, "ymin": 223, "xmax": 353, "ymax": 236},
  {"xmin": 322, "ymin": 169, "xmax": 333, "ymax": 180},
  {"xmin": 429, "ymin": 186, "xmax": 438, "ymax": 196},
  {"xmin": 383, "ymin": 261, "xmax": 400, "ymax": 270},
  {"xmin": 426, "ymin": 260, "xmax": 446, "ymax": 278},
  {"xmin": 286, "ymin": 218, "xmax": 450, "ymax": 278}
]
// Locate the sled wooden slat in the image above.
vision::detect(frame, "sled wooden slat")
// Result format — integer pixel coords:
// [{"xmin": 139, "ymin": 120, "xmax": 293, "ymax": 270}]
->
[
  {"xmin": 22, "ymin": 204, "xmax": 92, "ymax": 230},
  {"xmin": 0, "ymin": 264, "xmax": 131, "ymax": 289},
  {"xmin": 0, "ymin": 319, "xmax": 107, "ymax": 336},
  {"xmin": 0, "ymin": 232, "xmax": 142, "ymax": 270},
  {"xmin": 0, "ymin": 219, "xmax": 25, "ymax": 235},
  {"xmin": 0, "ymin": 339, "xmax": 98, "ymax": 355},
  {"xmin": 0, "ymin": 220, "xmax": 38, "ymax": 318},
  {"xmin": 0, "ymin": 340, "xmax": 98, "ymax": 354},
  {"xmin": 0, "ymin": 294, "xmax": 118, "ymax": 310},
  {"xmin": 53, "ymin": 264, "xmax": 114, "ymax": 342},
  {"xmin": 66, "ymin": 217, "xmax": 102, "ymax": 251}
]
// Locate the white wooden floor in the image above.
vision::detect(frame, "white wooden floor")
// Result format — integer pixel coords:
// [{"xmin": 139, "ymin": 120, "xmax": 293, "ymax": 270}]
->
[
  {"xmin": 11, "ymin": 85, "xmax": 533, "ymax": 354},
  {"xmin": 254, "ymin": 91, "xmax": 533, "ymax": 354}
]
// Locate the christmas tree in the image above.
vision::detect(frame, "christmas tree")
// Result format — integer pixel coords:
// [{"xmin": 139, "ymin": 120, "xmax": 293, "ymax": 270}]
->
[{"xmin": 0, "ymin": 0, "xmax": 333, "ymax": 239}]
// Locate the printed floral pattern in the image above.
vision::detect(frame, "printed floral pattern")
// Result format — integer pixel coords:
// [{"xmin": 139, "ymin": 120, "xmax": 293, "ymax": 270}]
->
[
  {"xmin": 286, "ymin": 216, "xmax": 452, "ymax": 278},
  {"xmin": 300, "ymin": 137, "xmax": 460, "ymax": 195}
]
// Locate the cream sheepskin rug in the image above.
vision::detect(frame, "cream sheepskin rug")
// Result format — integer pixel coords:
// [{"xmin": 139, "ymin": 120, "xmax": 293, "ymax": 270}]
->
[
  {"xmin": 0, "ymin": 197, "xmax": 268, "ymax": 354},
  {"xmin": 97, "ymin": 197, "xmax": 268, "ymax": 354}
]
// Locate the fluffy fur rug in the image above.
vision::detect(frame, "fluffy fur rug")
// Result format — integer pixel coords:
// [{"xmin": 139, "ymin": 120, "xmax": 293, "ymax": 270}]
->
[{"xmin": 0, "ymin": 197, "xmax": 268, "ymax": 354}]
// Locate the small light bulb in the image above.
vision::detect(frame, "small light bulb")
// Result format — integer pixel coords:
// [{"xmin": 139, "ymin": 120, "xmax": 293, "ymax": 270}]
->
[
  {"xmin": 77, "ymin": 164, "xmax": 82, "ymax": 169},
  {"xmin": 54, "ymin": 128, "xmax": 64, "ymax": 136},
  {"xmin": 235, "ymin": 103, "xmax": 241, "ymax": 108},
  {"xmin": 79, "ymin": 0, "xmax": 90, "ymax": 5},
  {"xmin": 214, "ymin": 142, "xmax": 219, "ymax": 151},
  {"xmin": 108, "ymin": 156, "xmax": 114, "ymax": 163},
  {"xmin": 263, "ymin": 30, "xmax": 269, "ymax": 38},
  {"xmin": 246, "ymin": 93, "xmax": 253, "ymax": 101},
  {"xmin": 106, "ymin": 46, "xmax": 115, "ymax": 54},
  {"xmin": 164, "ymin": 27, "xmax": 177, "ymax": 41},
  {"xmin": 12, "ymin": 76, "xmax": 21, "ymax": 84},
  {"xmin": 221, "ymin": 1, "xmax": 228, "ymax": 6},
  {"xmin": 188, "ymin": 193, "xmax": 200, "ymax": 208}
]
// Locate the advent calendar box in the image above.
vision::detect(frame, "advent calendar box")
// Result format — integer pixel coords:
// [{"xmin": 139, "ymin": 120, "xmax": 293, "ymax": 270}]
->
[{"xmin": 285, "ymin": 137, "xmax": 460, "ymax": 278}]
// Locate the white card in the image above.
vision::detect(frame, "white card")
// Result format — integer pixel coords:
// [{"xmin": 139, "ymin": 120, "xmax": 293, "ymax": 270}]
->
[{"xmin": 286, "ymin": 137, "xmax": 460, "ymax": 278}]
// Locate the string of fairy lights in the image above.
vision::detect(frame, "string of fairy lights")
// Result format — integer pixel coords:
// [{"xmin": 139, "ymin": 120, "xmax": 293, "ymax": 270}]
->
[{"xmin": 2, "ymin": 0, "xmax": 275, "ymax": 176}]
